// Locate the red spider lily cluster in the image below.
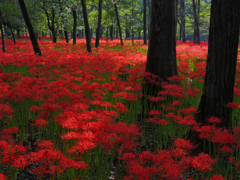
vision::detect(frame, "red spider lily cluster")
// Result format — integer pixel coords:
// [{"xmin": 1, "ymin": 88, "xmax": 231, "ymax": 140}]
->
[{"xmin": 0, "ymin": 37, "xmax": 240, "ymax": 179}]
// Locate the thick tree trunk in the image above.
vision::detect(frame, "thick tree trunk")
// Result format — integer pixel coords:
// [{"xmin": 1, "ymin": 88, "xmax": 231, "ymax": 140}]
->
[
  {"xmin": 143, "ymin": 0, "xmax": 147, "ymax": 44},
  {"xmin": 144, "ymin": 0, "xmax": 178, "ymax": 90},
  {"xmin": 81, "ymin": 0, "xmax": 92, "ymax": 52},
  {"xmin": 114, "ymin": 0, "xmax": 123, "ymax": 45},
  {"xmin": 194, "ymin": 0, "xmax": 240, "ymax": 129},
  {"xmin": 0, "ymin": 7, "xmax": 5, "ymax": 53},
  {"xmin": 95, "ymin": 0, "xmax": 103, "ymax": 47},
  {"xmin": 181, "ymin": 0, "xmax": 186, "ymax": 42},
  {"xmin": 192, "ymin": 0, "xmax": 200, "ymax": 44},
  {"xmin": 72, "ymin": 9, "xmax": 77, "ymax": 45},
  {"xmin": 18, "ymin": 0, "xmax": 41, "ymax": 55}
]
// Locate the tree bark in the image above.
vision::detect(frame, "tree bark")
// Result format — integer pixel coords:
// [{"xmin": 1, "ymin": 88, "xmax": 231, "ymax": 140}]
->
[
  {"xmin": 17, "ymin": 29, "xmax": 20, "ymax": 39},
  {"xmin": 106, "ymin": 26, "xmax": 108, "ymax": 42},
  {"xmin": 95, "ymin": 0, "xmax": 103, "ymax": 48},
  {"xmin": 110, "ymin": 24, "xmax": 113, "ymax": 40},
  {"xmin": 175, "ymin": 0, "xmax": 179, "ymax": 40},
  {"xmin": 7, "ymin": 21, "xmax": 16, "ymax": 43},
  {"xmin": 113, "ymin": 0, "xmax": 123, "ymax": 45},
  {"xmin": 194, "ymin": 0, "xmax": 240, "ymax": 129},
  {"xmin": 81, "ymin": 0, "xmax": 92, "ymax": 52},
  {"xmin": 192, "ymin": 0, "xmax": 200, "ymax": 44},
  {"xmin": 143, "ymin": 0, "xmax": 147, "ymax": 44},
  {"xmin": 181, "ymin": 0, "xmax": 186, "ymax": 42},
  {"xmin": 64, "ymin": 30, "xmax": 69, "ymax": 43},
  {"xmin": 72, "ymin": 8, "xmax": 77, "ymax": 45},
  {"xmin": 18, "ymin": 0, "xmax": 41, "ymax": 55},
  {"xmin": 0, "ymin": 7, "xmax": 5, "ymax": 53},
  {"xmin": 144, "ymin": 0, "xmax": 178, "ymax": 93}
]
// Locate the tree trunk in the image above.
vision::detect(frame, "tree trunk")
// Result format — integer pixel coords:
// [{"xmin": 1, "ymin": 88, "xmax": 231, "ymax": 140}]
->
[
  {"xmin": 72, "ymin": 9, "xmax": 77, "ymax": 45},
  {"xmin": 18, "ymin": 0, "xmax": 41, "ymax": 55},
  {"xmin": 194, "ymin": 0, "xmax": 240, "ymax": 130},
  {"xmin": 192, "ymin": 0, "xmax": 200, "ymax": 44},
  {"xmin": 17, "ymin": 29, "xmax": 20, "ymax": 38},
  {"xmin": 175, "ymin": 0, "xmax": 179, "ymax": 40},
  {"xmin": 106, "ymin": 26, "xmax": 108, "ymax": 42},
  {"xmin": 147, "ymin": 0, "xmax": 150, "ymax": 39},
  {"xmin": 181, "ymin": 0, "xmax": 186, "ymax": 42},
  {"xmin": 0, "ymin": 7, "xmax": 5, "ymax": 53},
  {"xmin": 138, "ymin": 30, "xmax": 140, "ymax": 39},
  {"xmin": 144, "ymin": 0, "xmax": 178, "ymax": 92},
  {"xmin": 7, "ymin": 21, "xmax": 16, "ymax": 43},
  {"xmin": 110, "ymin": 25, "xmax": 113, "ymax": 40},
  {"xmin": 64, "ymin": 30, "xmax": 69, "ymax": 43},
  {"xmin": 95, "ymin": 0, "xmax": 103, "ymax": 47},
  {"xmin": 143, "ymin": 0, "xmax": 147, "ymax": 44},
  {"xmin": 81, "ymin": 0, "xmax": 92, "ymax": 52},
  {"xmin": 113, "ymin": 0, "xmax": 123, "ymax": 45}
]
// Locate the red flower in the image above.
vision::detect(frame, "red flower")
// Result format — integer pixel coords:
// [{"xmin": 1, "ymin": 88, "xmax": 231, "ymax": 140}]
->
[{"xmin": 35, "ymin": 119, "xmax": 48, "ymax": 127}]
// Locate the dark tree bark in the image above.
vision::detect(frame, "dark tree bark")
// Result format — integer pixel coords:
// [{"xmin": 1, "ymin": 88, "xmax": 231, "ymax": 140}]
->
[
  {"xmin": 81, "ymin": 0, "xmax": 92, "ymax": 52},
  {"xmin": 113, "ymin": 0, "xmax": 123, "ymax": 45},
  {"xmin": 181, "ymin": 0, "xmax": 186, "ymax": 42},
  {"xmin": 116, "ymin": 27, "xmax": 118, "ymax": 38},
  {"xmin": 18, "ymin": 0, "xmax": 41, "ymax": 55},
  {"xmin": 7, "ymin": 21, "xmax": 16, "ymax": 43},
  {"xmin": 110, "ymin": 25, "xmax": 113, "ymax": 40},
  {"xmin": 17, "ymin": 29, "xmax": 20, "ymax": 39},
  {"xmin": 175, "ymin": 0, "xmax": 179, "ymax": 40},
  {"xmin": 192, "ymin": 0, "xmax": 200, "ymax": 44},
  {"xmin": 0, "ymin": 7, "xmax": 5, "ymax": 53},
  {"xmin": 72, "ymin": 8, "xmax": 77, "ymax": 45},
  {"xmin": 95, "ymin": 0, "xmax": 103, "ymax": 47},
  {"xmin": 147, "ymin": 0, "xmax": 150, "ymax": 39},
  {"xmin": 145, "ymin": 0, "xmax": 178, "ymax": 82},
  {"xmin": 106, "ymin": 26, "xmax": 108, "ymax": 42},
  {"xmin": 64, "ymin": 30, "xmax": 69, "ymax": 43},
  {"xmin": 194, "ymin": 0, "xmax": 240, "ymax": 130},
  {"xmin": 138, "ymin": 30, "xmax": 140, "ymax": 39},
  {"xmin": 143, "ymin": 0, "xmax": 147, "ymax": 44},
  {"xmin": 43, "ymin": 5, "xmax": 57, "ymax": 43}
]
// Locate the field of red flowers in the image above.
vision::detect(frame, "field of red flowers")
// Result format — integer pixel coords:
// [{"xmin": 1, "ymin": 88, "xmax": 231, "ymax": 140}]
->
[{"xmin": 0, "ymin": 36, "xmax": 240, "ymax": 180}]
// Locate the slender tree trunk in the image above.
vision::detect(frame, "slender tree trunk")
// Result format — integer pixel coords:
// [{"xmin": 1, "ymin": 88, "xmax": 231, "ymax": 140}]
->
[
  {"xmin": 110, "ymin": 25, "xmax": 113, "ymax": 40},
  {"xmin": 175, "ymin": 0, "xmax": 179, "ymax": 40},
  {"xmin": 72, "ymin": 9, "xmax": 77, "ymax": 45},
  {"xmin": 144, "ymin": 0, "xmax": 178, "ymax": 93},
  {"xmin": 95, "ymin": 0, "xmax": 103, "ymax": 47},
  {"xmin": 194, "ymin": 0, "xmax": 240, "ymax": 129},
  {"xmin": 132, "ymin": 0, "xmax": 134, "ymax": 45},
  {"xmin": 106, "ymin": 26, "xmax": 108, "ymax": 42},
  {"xmin": 0, "ymin": 7, "xmax": 5, "ymax": 53},
  {"xmin": 181, "ymin": 0, "xmax": 186, "ymax": 42},
  {"xmin": 64, "ymin": 30, "xmax": 69, "ymax": 43},
  {"xmin": 143, "ymin": 0, "xmax": 147, "ymax": 44},
  {"xmin": 138, "ymin": 30, "xmax": 140, "ymax": 39},
  {"xmin": 116, "ymin": 27, "xmax": 118, "ymax": 38},
  {"xmin": 17, "ymin": 29, "xmax": 20, "ymax": 38},
  {"xmin": 7, "ymin": 21, "xmax": 16, "ymax": 43},
  {"xmin": 81, "ymin": 0, "xmax": 92, "ymax": 52},
  {"xmin": 192, "ymin": 0, "xmax": 200, "ymax": 44},
  {"xmin": 18, "ymin": 0, "xmax": 41, "ymax": 55},
  {"xmin": 113, "ymin": 0, "xmax": 123, "ymax": 45},
  {"xmin": 147, "ymin": 0, "xmax": 150, "ymax": 39}
]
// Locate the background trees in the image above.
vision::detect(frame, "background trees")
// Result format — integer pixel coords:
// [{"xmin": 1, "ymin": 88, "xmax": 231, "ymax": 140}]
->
[{"xmin": 0, "ymin": 0, "xmax": 213, "ymax": 47}]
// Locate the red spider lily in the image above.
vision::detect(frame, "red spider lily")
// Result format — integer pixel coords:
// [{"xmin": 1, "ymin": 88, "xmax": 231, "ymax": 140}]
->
[
  {"xmin": 208, "ymin": 175, "xmax": 226, "ymax": 180},
  {"xmin": 191, "ymin": 153, "xmax": 216, "ymax": 172},
  {"xmin": 35, "ymin": 119, "xmax": 48, "ymax": 127},
  {"xmin": 0, "ymin": 174, "xmax": 7, "ymax": 180},
  {"xmin": 207, "ymin": 117, "xmax": 221, "ymax": 124},
  {"xmin": 115, "ymin": 102, "xmax": 128, "ymax": 113},
  {"xmin": 225, "ymin": 102, "xmax": 239, "ymax": 108},
  {"xmin": 219, "ymin": 145, "xmax": 232, "ymax": 155}
]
